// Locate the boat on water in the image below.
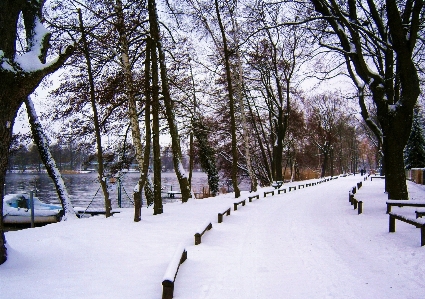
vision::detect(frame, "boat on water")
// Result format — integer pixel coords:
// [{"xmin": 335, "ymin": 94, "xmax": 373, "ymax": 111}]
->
[{"xmin": 2, "ymin": 193, "xmax": 63, "ymax": 224}]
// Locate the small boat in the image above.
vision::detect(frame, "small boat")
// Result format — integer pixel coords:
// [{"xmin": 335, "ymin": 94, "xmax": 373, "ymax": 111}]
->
[{"xmin": 3, "ymin": 193, "xmax": 63, "ymax": 224}]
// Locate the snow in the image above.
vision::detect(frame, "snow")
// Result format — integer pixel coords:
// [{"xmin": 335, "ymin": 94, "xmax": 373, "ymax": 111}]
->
[{"xmin": 1, "ymin": 175, "xmax": 425, "ymax": 298}]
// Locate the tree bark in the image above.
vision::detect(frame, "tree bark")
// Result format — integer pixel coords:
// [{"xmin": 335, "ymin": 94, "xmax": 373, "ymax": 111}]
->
[
  {"xmin": 78, "ymin": 8, "xmax": 111, "ymax": 217},
  {"xmin": 25, "ymin": 97, "xmax": 77, "ymax": 220},
  {"xmin": 151, "ymin": 40, "xmax": 163, "ymax": 215},
  {"xmin": 147, "ymin": 0, "xmax": 191, "ymax": 202},
  {"xmin": 214, "ymin": 0, "xmax": 241, "ymax": 197},
  {"xmin": 115, "ymin": 0, "xmax": 143, "ymax": 219},
  {"xmin": 0, "ymin": 0, "xmax": 73, "ymax": 265}
]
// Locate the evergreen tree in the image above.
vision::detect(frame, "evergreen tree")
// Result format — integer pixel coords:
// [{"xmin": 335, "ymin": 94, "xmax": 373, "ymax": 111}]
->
[{"xmin": 404, "ymin": 107, "xmax": 425, "ymax": 169}]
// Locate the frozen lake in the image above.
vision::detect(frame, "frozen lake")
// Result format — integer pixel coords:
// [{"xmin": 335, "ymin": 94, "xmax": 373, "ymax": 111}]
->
[{"xmin": 4, "ymin": 171, "xmax": 210, "ymax": 209}]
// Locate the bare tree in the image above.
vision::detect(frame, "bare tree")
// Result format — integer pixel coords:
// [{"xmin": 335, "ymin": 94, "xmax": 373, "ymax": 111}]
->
[{"xmin": 310, "ymin": 0, "xmax": 424, "ymax": 199}]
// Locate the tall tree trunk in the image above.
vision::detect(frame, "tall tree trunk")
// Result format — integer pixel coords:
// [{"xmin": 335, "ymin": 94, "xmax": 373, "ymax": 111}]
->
[
  {"xmin": 151, "ymin": 40, "xmax": 163, "ymax": 215},
  {"xmin": 232, "ymin": 16, "xmax": 257, "ymax": 192},
  {"xmin": 143, "ymin": 39, "xmax": 154, "ymax": 207},
  {"xmin": 25, "ymin": 97, "xmax": 77, "ymax": 220},
  {"xmin": 115, "ymin": 0, "xmax": 143, "ymax": 220},
  {"xmin": 147, "ymin": 0, "xmax": 191, "ymax": 202},
  {"xmin": 78, "ymin": 9, "xmax": 111, "ymax": 217},
  {"xmin": 215, "ymin": 0, "xmax": 240, "ymax": 197}
]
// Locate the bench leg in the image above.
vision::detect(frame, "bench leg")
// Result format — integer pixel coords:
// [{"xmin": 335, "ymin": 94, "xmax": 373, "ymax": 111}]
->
[
  {"xmin": 358, "ymin": 201, "xmax": 363, "ymax": 214},
  {"xmin": 234, "ymin": 203, "xmax": 238, "ymax": 211},
  {"xmin": 218, "ymin": 213, "xmax": 223, "ymax": 223},
  {"xmin": 195, "ymin": 233, "xmax": 201, "ymax": 245},
  {"xmin": 353, "ymin": 200, "xmax": 357, "ymax": 210},
  {"xmin": 421, "ymin": 227, "xmax": 425, "ymax": 247},
  {"xmin": 162, "ymin": 280, "xmax": 174, "ymax": 299},
  {"xmin": 389, "ymin": 215, "xmax": 396, "ymax": 233}
]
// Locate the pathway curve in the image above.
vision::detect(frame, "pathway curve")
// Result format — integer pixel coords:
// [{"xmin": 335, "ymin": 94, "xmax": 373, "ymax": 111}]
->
[{"xmin": 174, "ymin": 175, "xmax": 423, "ymax": 299}]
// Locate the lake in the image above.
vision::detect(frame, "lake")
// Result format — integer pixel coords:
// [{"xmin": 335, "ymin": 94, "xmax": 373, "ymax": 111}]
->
[{"xmin": 4, "ymin": 171, "xmax": 210, "ymax": 209}]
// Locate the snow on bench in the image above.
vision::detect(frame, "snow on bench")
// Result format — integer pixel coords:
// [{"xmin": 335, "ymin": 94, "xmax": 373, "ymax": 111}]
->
[
  {"xmin": 234, "ymin": 199, "xmax": 246, "ymax": 211},
  {"xmin": 386, "ymin": 200, "xmax": 425, "ymax": 214},
  {"xmin": 416, "ymin": 208, "xmax": 425, "ymax": 219},
  {"xmin": 162, "ymin": 242, "xmax": 187, "ymax": 299},
  {"xmin": 277, "ymin": 188, "xmax": 286, "ymax": 194},
  {"xmin": 248, "ymin": 194, "xmax": 259, "ymax": 202},
  {"xmin": 194, "ymin": 221, "xmax": 213, "ymax": 245},
  {"xmin": 389, "ymin": 212, "xmax": 425, "ymax": 246},
  {"xmin": 264, "ymin": 190, "xmax": 274, "ymax": 197},
  {"xmin": 348, "ymin": 192, "xmax": 363, "ymax": 215},
  {"xmin": 218, "ymin": 207, "xmax": 231, "ymax": 223}
]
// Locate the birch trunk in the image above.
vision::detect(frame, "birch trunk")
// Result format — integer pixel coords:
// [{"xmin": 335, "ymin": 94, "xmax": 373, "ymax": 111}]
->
[
  {"xmin": 232, "ymin": 16, "xmax": 257, "ymax": 192},
  {"xmin": 115, "ymin": 0, "xmax": 143, "ymax": 220},
  {"xmin": 25, "ymin": 97, "xmax": 77, "ymax": 221},
  {"xmin": 151, "ymin": 39, "xmax": 163, "ymax": 214}
]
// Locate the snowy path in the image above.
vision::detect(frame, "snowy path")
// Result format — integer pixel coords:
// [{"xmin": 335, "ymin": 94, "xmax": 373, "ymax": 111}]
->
[
  {"xmin": 175, "ymin": 176, "xmax": 425, "ymax": 299},
  {"xmin": 1, "ymin": 175, "xmax": 425, "ymax": 299}
]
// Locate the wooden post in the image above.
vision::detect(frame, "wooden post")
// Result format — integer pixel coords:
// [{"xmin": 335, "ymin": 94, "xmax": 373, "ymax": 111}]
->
[
  {"xmin": 218, "ymin": 213, "xmax": 223, "ymax": 223},
  {"xmin": 162, "ymin": 280, "xmax": 174, "ymax": 299},
  {"xmin": 358, "ymin": 201, "xmax": 363, "ymax": 214},
  {"xmin": 195, "ymin": 233, "xmax": 201, "ymax": 245},
  {"xmin": 389, "ymin": 214, "xmax": 396, "ymax": 232},
  {"xmin": 30, "ymin": 190, "xmax": 35, "ymax": 228}
]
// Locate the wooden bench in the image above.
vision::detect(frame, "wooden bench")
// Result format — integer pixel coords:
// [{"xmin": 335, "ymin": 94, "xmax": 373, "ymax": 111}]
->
[
  {"xmin": 162, "ymin": 243, "xmax": 187, "ymax": 299},
  {"xmin": 357, "ymin": 181, "xmax": 362, "ymax": 189},
  {"xmin": 264, "ymin": 191, "xmax": 274, "ymax": 197},
  {"xmin": 298, "ymin": 184, "xmax": 305, "ymax": 189},
  {"xmin": 194, "ymin": 222, "xmax": 212, "ymax": 245},
  {"xmin": 371, "ymin": 176, "xmax": 385, "ymax": 181},
  {"xmin": 271, "ymin": 181, "xmax": 283, "ymax": 189},
  {"xmin": 416, "ymin": 209, "xmax": 425, "ymax": 219},
  {"xmin": 312, "ymin": 182, "xmax": 317, "ymax": 186},
  {"xmin": 389, "ymin": 212, "xmax": 425, "ymax": 246},
  {"xmin": 349, "ymin": 193, "xmax": 363, "ymax": 214},
  {"xmin": 289, "ymin": 186, "xmax": 296, "ymax": 192},
  {"xmin": 277, "ymin": 188, "xmax": 286, "ymax": 194},
  {"xmin": 248, "ymin": 194, "xmax": 259, "ymax": 202},
  {"xmin": 386, "ymin": 200, "xmax": 425, "ymax": 214},
  {"xmin": 351, "ymin": 186, "xmax": 357, "ymax": 194},
  {"xmin": 218, "ymin": 208, "xmax": 231, "ymax": 223},
  {"xmin": 306, "ymin": 183, "xmax": 311, "ymax": 187},
  {"xmin": 234, "ymin": 199, "xmax": 246, "ymax": 211}
]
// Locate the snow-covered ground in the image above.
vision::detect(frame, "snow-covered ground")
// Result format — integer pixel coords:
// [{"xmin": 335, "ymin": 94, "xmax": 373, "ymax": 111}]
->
[{"xmin": 1, "ymin": 175, "xmax": 424, "ymax": 299}]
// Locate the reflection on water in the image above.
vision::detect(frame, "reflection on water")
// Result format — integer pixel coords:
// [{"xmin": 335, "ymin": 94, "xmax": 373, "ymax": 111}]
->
[{"xmin": 4, "ymin": 172, "xmax": 209, "ymax": 209}]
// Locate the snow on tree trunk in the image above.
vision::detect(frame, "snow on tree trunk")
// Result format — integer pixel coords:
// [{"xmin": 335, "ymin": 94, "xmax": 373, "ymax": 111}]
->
[
  {"xmin": 25, "ymin": 97, "xmax": 77, "ymax": 221},
  {"xmin": 115, "ymin": 0, "xmax": 143, "ymax": 220},
  {"xmin": 148, "ymin": 0, "xmax": 191, "ymax": 202},
  {"xmin": 232, "ymin": 16, "xmax": 258, "ymax": 192},
  {"xmin": 0, "ymin": 0, "xmax": 73, "ymax": 265}
]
